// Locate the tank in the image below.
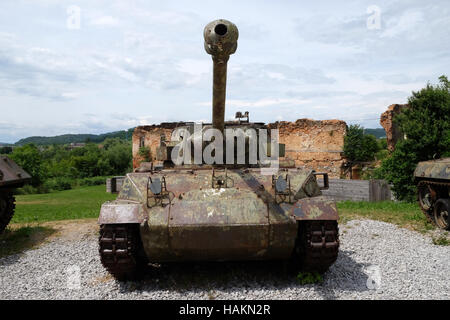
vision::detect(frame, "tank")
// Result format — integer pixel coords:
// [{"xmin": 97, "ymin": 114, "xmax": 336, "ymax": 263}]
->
[
  {"xmin": 414, "ymin": 157, "xmax": 450, "ymax": 230},
  {"xmin": 98, "ymin": 19, "xmax": 340, "ymax": 280},
  {"xmin": 0, "ymin": 155, "xmax": 31, "ymax": 233}
]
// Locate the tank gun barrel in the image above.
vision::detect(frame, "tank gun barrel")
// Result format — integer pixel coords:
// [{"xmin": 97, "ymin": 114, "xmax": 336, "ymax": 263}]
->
[{"xmin": 204, "ymin": 19, "xmax": 239, "ymax": 133}]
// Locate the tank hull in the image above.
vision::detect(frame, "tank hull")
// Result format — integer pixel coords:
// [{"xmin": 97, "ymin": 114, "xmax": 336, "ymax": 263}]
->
[
  {"xmin": 414, "ymin": 157, "xmax": 450, "ymax": 181},
  {"xmin": 99, "ymin": 169, "xmax": 339, "ymax": 264}
]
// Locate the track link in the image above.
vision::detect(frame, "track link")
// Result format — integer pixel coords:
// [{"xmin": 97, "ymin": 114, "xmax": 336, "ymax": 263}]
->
[
  {"xmin": 0, "ymin": 193, "xmax": 15, "ymax": 234},
  {"xmin": 295, "ymin": 220, "xmax": 339, "ymax": 273},
  {"xmin": 99, "ymin": 224, "xmax": 141, "ymax": 280}
]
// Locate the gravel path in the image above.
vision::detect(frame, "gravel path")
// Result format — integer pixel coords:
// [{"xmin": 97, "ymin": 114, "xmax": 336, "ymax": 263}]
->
[{"xmin": 0, "ymin": 219, "xmax": 449, "ymax": 300}]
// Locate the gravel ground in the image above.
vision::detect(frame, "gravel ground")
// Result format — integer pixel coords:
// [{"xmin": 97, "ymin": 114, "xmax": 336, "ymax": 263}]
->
[{"xmin": 0, "ymin": 219, "xmax": 449, "ymax": 300}]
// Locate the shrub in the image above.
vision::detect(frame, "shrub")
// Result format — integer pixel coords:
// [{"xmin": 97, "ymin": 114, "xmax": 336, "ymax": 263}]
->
[
  {"xmin": 378, "ymin": 75, "xmax": 450, "ymax": 201},
  {"xmin": 378, "ymin": 138, "xmax": 387, "ymax": 150},
  {"xmin": 43, "ymin": 177, "xmax": 73, "ymax": 191},
  {"xmin": 15, "ymin": 184, "xmax": 50, "ymax": 195},
  {"xmin": 77, "ymin": 176, "xmax": 107, "ymax": 186},
  {"xmin": 296, "ymin": 272, "xmax": 323, "ymax": 285},
  {"xmin": 138, "ymin": 146, "xmax": 151, "ymax": 162}
]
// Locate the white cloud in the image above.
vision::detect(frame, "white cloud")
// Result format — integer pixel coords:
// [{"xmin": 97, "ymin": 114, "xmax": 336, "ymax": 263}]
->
[
  {"xmin": 90, "ymin": 16, "xmax": 119, "ymax": 27},
  {"xmin": 198, "ymin": 98, "xmax": 311, "ymax": 108},
  {"xmin": 0, "ymin": 0, "xmax": 449, "ymax": 142}
]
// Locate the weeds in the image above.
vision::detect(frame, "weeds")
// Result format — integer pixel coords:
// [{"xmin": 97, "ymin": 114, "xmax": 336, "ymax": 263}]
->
[
  {"xmin": 296, "ymin": 272, "xmax": 323, "ymax": 285},
  {"xmin": 432, "ymin": 235, "xmax": 450, "ymax": 246}
]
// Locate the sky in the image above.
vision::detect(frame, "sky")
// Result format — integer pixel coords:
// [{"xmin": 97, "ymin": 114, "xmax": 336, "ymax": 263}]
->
[{"xmin": 0, "ymin": 0, "xmax": 449, "ymax": 143}]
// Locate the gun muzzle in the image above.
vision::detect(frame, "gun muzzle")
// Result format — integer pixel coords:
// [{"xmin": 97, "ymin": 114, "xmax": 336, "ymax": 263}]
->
[{"xmin": 204, "ymin": 19, "xmax": 239, "ymax": 133}]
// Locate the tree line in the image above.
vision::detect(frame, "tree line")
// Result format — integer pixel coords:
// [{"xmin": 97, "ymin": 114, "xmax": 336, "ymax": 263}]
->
[
  {"xmin": 14, "ymin": 128, "xmax": 134, "ymax": 146},
  {"xmin": 3, "ymin": 137, "xmax": 132, "ymax": 193}
]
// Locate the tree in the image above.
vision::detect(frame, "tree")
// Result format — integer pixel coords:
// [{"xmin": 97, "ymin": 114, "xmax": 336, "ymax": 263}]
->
[
  {"xmin": 0, "ymin": 146, "xmax": 13, "ymax": 154},
  {"xmin": 378, "ymin": 138, "xmax": 387, "ymax": 150},
  {"xmin": 378, "ymin": 75, "xmax": 450, "ymax": 201},
  {"xmin": 9, "ymin": 144, "xmax": 44, "ymax": 186},
  {"xmin": 344, "ymin": 125, "xmax": 380, "ymax": 162}
]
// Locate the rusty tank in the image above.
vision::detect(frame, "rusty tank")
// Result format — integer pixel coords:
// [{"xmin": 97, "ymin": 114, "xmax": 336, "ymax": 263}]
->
[
  {"xmin": 0, "ymin": 155, "xmax": 31, "ymax": 233},
  {"xmin": 98, "ymin": 19, "xmax": 340, "ymax": 279},
  {"xmin": 415, "ymin": 157, "xmax": 450, "ymax": 230}
]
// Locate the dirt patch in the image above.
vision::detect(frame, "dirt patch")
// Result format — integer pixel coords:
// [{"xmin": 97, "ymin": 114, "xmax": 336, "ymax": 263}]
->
[
  {"xmin": 15, "ymin": 200, "xmax": 46, "ymax": 205},
  {"xmin": 8, "ymin": 218, "xmax": 99, "ymax": 242},
  {"xmin": 0, "ymin": 226, "xmax": 56, "ymax": 258}
]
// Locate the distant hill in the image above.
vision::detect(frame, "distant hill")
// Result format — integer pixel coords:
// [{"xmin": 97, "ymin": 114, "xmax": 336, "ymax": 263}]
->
[
  {"xmin": 363, "ymin": 128, "xmax": 386, "ymax": 139},
  {"xmin": 15, "ymin": 128, "xmax": 135, "ymax": 146},
  {"xmin": 11, "ymin": 126, "xmax": 387, "ymax": 145},
  {"xmin": 0, "ymin": 142, "xmax": 13, "ymax": 147}
]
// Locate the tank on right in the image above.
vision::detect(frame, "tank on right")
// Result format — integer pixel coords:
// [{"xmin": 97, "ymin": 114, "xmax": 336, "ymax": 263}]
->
[{"xmin": 414, "ymin": 157, "xmax": 450, "ymax": 230}]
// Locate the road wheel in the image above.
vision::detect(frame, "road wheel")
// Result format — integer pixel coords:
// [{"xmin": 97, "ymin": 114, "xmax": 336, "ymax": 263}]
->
[
  {"xmin": 418, "ymin": 183, "xmax": 433, "ymax": 212},
  {"xmin": 434, "ymin": 199, "xmax": 450, "ymax": 230}
]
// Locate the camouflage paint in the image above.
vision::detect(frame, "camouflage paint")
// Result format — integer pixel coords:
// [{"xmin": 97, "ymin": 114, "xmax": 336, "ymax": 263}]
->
[
  {"xmin": 414, "ymin": 158, "xmax": 450, "ymax": 181},
  {"xmin": 98, "ymin": 168, "xmax": 338, "ymax": 262}
]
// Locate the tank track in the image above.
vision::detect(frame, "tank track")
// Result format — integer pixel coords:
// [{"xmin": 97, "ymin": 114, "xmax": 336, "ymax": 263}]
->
[
  {"xmin": 417, "ymin": 180, "xmax": 450, "ymax": 224},
  {"xmin": 0, "ymin": 193, "xmax": 15, "ymax": 234},
  {"xmin": 295, "ymin": 220, "xmax": 339, "ymax": 273},
  {"xmin": 99, "ymin": 224, "xmax": 141, "ymax": 280}
]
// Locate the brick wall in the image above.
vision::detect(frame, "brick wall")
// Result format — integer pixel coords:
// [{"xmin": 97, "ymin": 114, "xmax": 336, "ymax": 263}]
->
[
  {"xmin": 268, "ymin": 119, "xmax": 346, "ymax": 178},
  {"xmin": 380, "ymin": 104, "xmax": 408, "ymax": 152},
  {"xmin": 132, "ymin": 119, "xmax": 347, "ymax": 178}
]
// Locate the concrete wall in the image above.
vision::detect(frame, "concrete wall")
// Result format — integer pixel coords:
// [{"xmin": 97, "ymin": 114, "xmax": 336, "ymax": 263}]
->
[
  {"xmin": 106, "ymin": 176, "xmax": 126, "ymax": 194},
  {"xmin": 320, "ymin": 179, "xmax": 392, "ymax": 202}
]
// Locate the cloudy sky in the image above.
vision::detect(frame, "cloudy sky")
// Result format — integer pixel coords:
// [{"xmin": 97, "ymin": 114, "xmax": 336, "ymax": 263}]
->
[{"xmin": 0, "ymin": 0, "xmax": 449, "ymax": 143}]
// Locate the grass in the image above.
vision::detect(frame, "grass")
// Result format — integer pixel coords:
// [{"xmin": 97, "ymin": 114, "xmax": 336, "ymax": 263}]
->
[
  {"xmin": 12, "ymin": 185, "xmax": 116, "ymax": 223},
  {"xmin": 8, "ymin": 185, "xmax": 441, "ymax": 237},
  {"xmin": 11, "ymin": 186, "xmax": 434, "ymax": 232},
  {"xmin": 0, "ymin": 226, "xmax": 56, "ymax": 258},
  {"xmin": 432, "ymin": 234, "xmax": 450, "ymax": 246},
  {"xmin": 296, "ymin": 272, "xmax": 323, "ymax": 285},
  {"xmin": 337, "ymin": 200, "xmax": 434, "ymax": 233}
]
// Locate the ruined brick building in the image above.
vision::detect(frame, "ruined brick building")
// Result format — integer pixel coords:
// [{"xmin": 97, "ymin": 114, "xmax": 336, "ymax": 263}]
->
[
  {"xmin": 132, "ymin": 118, "xmax": 347, "ymax": 178},
  {"xmin": 380, "ymin": 104, "xmax": 409, "ymax": 152}
]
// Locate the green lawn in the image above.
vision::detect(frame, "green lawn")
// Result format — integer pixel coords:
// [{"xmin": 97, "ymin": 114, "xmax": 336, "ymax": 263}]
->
[
  {"xmin": 12, "ymin": 185, "xmax": 116, "ymax": 223},
  {"xmin": 337, "ymin": 200, "xmax": 433, "ymax": 233},
  {"xmin": 11, "ymin": 186, "xmax": 432, "ymax": 233}
]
